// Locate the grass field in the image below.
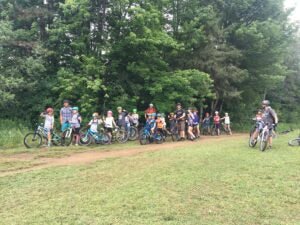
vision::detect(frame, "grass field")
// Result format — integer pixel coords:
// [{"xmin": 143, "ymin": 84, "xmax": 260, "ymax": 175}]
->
[{"xmin": 0, "ymin": 132, "xmax": 299, "ymax": 225}]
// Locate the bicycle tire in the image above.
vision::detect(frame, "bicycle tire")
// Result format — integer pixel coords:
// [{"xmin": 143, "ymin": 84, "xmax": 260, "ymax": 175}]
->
[
  {"xmin": 155, "ymin": 134, "xmax": 164, "ymax": 144},
  {"xmin": 128, "ymin": 127, "xmax": 138, "ymax": 141},
  {"xmin": 116, "ymin": 129, "xmax": 128, "ymax": 144},
  {"xmin": 79, "ymin": 133, "xmax": 92, "ymax": 146},
  {"xmin": 24, "ymin": 132, "xmax": 43, "ymax": 148},
  {"xmin": 248, "ymin": 128, "xmax": 257, "ymax": 148},
  {"xmin": 139, "ymin": 134, "xmax": 149, "ymax": 145},
  {"xmin": 62, "ymin": 129, "xmax": 73, "ymax": 146},
  {"xmin": 259, "ymin": 131, "xmax": 268, "ymax": 151},
  {"xmin": 288, "ymin": 138, "xmax": 300, "ymax": 147},
  {"xmin": 100, "ymin": 133, "xmax": 111, "ymax": 145}
]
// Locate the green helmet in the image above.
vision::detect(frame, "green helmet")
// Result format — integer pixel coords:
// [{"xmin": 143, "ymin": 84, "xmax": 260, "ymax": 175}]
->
[
  {"xmin": 117, "ymin": 106, "xmax": 122, "ymax": 111},
  {"xmin": 72, "ymin": 107, "xmax": 79, "ymax": 111},
  {"xmin": 133, "ymin": 109, "xmax": 137, "ymax": 113}
]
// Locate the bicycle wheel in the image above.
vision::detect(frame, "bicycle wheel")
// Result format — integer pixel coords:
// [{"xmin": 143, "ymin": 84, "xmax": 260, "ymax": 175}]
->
[
  {"xmin": 62, "ymin": 129, "xmax": 73, "ymax": 146},
  {"xmin": 51, "ymin": 133, "xmax": 61, "ymax": 146},
  {"xmin": 24, "ymin": 132, "xmax": 43, "ymax": 148},
  {"xmin": 248, "ymin": 128, "xmax": 257, "ymax": 148},
  {"xmin": 79, "ymin": 133, "xmax": 92, "ymax": 146},
  {"xmin": 139, "ymin": 134, "xmax": 149, "ymax": 145},
  {"xmin": 288, "ymin": 138, "xmax": 300, "ymax": 146},
  {"xmin": 155, "ymin": 133, "xmax": 164, "ymax": 144},
  {"xmin": 128, "ymin": 126, "xmax": 138, "ymax": 141},
  {"xmin": 100, "ymin": 133, "xmax": 111, "ymax": 145},
  {"xmin": 116, "ymin": 129, "xmax": 128, "ymax": 144},
  {"xmin": 259, "ymin": 131, "xmax": 268, "ymax": 151}
]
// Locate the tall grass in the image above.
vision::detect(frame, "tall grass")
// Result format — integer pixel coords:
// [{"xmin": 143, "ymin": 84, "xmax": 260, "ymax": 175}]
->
[{"xmin": 0, "ymin": 120, "xmax": 29, "ymax": 148}]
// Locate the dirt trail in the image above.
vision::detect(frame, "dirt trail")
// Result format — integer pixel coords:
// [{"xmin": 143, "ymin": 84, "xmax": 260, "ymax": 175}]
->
[{"xmin": 0, "ymin": 134, "xmax": 246, "ymax": 177}]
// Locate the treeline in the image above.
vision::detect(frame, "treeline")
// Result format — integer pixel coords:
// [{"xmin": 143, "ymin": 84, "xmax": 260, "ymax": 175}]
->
[{"xmin": 0, "ymin": 0, "xmax": 299, "ymax": 123}]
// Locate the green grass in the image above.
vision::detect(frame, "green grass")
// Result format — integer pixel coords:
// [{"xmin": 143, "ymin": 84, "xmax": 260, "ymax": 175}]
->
[{"xmin": 0, "ymin": 131, "xmax": 299, "ymax": 224}]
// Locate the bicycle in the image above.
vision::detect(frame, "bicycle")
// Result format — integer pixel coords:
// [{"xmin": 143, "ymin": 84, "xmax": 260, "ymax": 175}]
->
[
  {"xmin": 24, "ymin": 123, "xmax": 62, "ymax": 148},
  {"xmin": 139, "ymin": 126, "xmax": 163, "ymax": 145},
  {"xmin": 288, "ymin": 133, "xmax": 300, "ymax": 147},
  {"xmin": 108, "ymin": 127, "xmax": 128, "ymax": 144},
  {"xmin": 79, "ymin": 128, "xmax": 111, "ymax": 146},
  {"xmin": 249, "ymin": 122, "xmax": 272, "ymax": 151},
  {"xmin": 127, "ymin": 123, "xmax": 139, "ymax": 141},
  {"xmin": 61, "ymin": 122, "xmax": 74, "ymax": 146}
]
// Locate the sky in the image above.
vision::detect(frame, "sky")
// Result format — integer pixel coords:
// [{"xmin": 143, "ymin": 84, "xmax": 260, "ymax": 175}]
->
[{"xmin": 285, "ymin": 0, "xmax": 300, "ymax": 22}]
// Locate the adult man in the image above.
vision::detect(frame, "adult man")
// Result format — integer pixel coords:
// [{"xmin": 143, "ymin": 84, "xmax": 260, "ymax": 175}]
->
[
  {"xmin": 144, "ymin": 103, "xmax": 156, "ymax": 119},
  {"xmin": 60, "ymin": 100, "xmax": 72, "ymax": 145},
  {"xmin": 175, "ymin": 103, "xmax": 186, "ymax": 140},
  {"xmin": 261, "ymin": 100, "xmax": 278, "ymax": 148}
]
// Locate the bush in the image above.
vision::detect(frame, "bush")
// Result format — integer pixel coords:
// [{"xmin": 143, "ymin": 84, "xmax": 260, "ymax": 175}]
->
[{"xmin": 0, "ymin": 120, "xmax": 29, "ymax": 148}]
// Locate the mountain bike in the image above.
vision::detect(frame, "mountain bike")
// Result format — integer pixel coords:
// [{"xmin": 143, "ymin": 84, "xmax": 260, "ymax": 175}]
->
[
  {"xmin": 249, "ymin": 122, "xmax": 272, "ymax": 151},
  {"xmin": 139, "ymin": 126, "xmax": 163, "ymax": 145},
  {"xmin": 79, "ymin": 128, "xmax": 111, "ymax": 146},
  {"xmin": 108, "ymin": 127, "xmax": 128, "ymax": 144},
  {"xmin": 170, "ymin": 122, "xmax": 180, "ymax": 142},
  {"xmin": 61, "ymin": 122, "xmax": 74, "ymax": 146},
  {"xmin": 127, "ymin": 124, "xmax": 139, "ymax": 141},
  {"xmin": 24, "ymin": 123, "xmax": 62, "ymax": 148},
  {"xmin": 288, "ymin": 133, "xmax": 300, "ymax": 147}
]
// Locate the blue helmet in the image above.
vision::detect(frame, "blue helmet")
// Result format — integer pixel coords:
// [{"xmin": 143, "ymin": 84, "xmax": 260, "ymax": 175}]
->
[{"xmin": 72, "ymin": 107, "xmax": 79, "ymax": 111}]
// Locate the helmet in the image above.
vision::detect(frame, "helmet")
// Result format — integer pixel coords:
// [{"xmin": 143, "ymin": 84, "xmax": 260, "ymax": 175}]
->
[
  {"xmin": 107, "ymin": 110, "xmax": 113, "ymax": 115},
  {"xmin": 170, "ymin": 112, "xmax": 174, "ymax": 115},
  {"xmin": 215, "ymin": 111, "xmax": 219, "ymax": 114},
  {"xmin": 72, "ymin": 107, "xmax": 79, "ymax": 111},
  {"xmin": 63, "ymin": 99, "xmax": 70, "ymax": 103},
  {"xmin": 117, "ymin": 106, "xmax": 122, "ymax": 111},
  {"xmin": 149, "ymin": 103, "xmax": 154, "ymax": 107},
  {"xmin": 46, "ymin": 108, "xmax": 54, "ymax": 113},
  {"xmin": 225, "ymin": 112, "xmax": 228, "ymax": 115},
  {"xmin": 133, "ymin": 109, "xmax": 137, "ymax": 113},
  {"xmin": 262, "ymin": 100, "xmax": 270, "ymax": 106},
  {"xmin": 157, "ymin": 113, "xmax": 161, "ymax": 117},
  {"xmin": 92, "ymin": 112, "xmax": 99, "ymax": 118}
]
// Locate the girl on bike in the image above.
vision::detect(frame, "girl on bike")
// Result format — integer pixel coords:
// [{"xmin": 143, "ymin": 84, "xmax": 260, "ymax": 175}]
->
[{"xmin": 40, "ymin": 108, "xmax": 54, "ymax": 147}]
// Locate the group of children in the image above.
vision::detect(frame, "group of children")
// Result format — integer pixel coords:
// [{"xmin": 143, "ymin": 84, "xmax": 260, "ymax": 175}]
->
[
  {"xmin": 202, "ymin": 111, "xmax": 232, "ymax": 135},
  {"xmin": 40, "ymin": 100, "xmax": 232, "ymax": 147}
]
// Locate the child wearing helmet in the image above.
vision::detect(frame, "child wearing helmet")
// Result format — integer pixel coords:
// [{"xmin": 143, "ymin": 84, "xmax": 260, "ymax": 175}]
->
[
  {"xmin": 213, "ymin": 111, "xmax": 221, "ymax": 136},
  {"xmin": 40, "ymin": 108, "xmax": 54, "ymax": 147},
  {"xmin": 221, "ymin": 113, "xmax": 232, "ymax": 135},
  {"xmin": 130, "ymin": 109, "xmax": 139, "ymax": 127},
  {"xmin": 202, "ymin": 112, "xmax": 211, "ymax": 135},
  {"xmin": 156, "ymin": 114, "xmax": 164, "ymax": 137},
  {"xmin": 88, "ymin": 112, "xmax": 102, "ymax": 133},
  {"xmin": 104, "ymin": 110, "xmax": 117, "ymax": 139},
  {"xmin": 70, "ymin": 107, "xmax": 82, "ymax": 146}
]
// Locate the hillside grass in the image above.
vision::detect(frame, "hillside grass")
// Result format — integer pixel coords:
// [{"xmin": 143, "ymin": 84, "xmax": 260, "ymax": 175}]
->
[{"xmin": 0, "ymin": 131, "xmax": 299, "ymax": 224}]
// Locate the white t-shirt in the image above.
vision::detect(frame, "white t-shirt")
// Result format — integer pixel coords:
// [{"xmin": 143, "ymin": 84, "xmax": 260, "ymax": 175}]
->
[
  {"xmin": 224, "ymin": 116, "xmax": 230, "ymax": 124},
  {"xmin": 44, "ymin": 115, "xmax": 54, "ymax": 129},
  {"xmin": 89, "ymin": 119, "xmax": 101, "ymax": 132},
  {"xmin": 105, "ymin": 117, "xmax": 114, "ymax": 128}
]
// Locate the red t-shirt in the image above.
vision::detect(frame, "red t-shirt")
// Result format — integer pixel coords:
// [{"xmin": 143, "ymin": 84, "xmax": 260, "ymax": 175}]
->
[
  {"xmin": 145, "ymin": 107, "xmax": 156, "ymax": 115},
  {"xmin": 213, "ymin": 115, "xmax": 220, "ymax": 124}
]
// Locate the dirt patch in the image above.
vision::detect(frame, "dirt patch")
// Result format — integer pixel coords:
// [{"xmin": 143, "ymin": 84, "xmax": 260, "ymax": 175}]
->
[{"xmin": 0, "ymin": 134, "xmax": 247, "ymax": 177}]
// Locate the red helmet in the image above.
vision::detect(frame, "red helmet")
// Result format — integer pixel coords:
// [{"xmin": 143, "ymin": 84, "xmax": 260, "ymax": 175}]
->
[{"xmin": 46, "ymin": 108, "xmax": 54, "ymax": 113}]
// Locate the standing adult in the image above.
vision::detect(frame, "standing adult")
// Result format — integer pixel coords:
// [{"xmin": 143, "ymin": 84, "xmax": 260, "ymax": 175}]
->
[
  {"xmin": 175, "ymin": 103, "xmax": 186, "ymax": 140},
  {"xmin": 261, "ymin": 100, "xmax": 278, "ymax": 149},
  {"xmin": 60, "ymin": 100, "xmax": 72, "ymax": 145},
  {"xmin": 144, "ymin": 103, "xmax": 156, "ymax": 119}
]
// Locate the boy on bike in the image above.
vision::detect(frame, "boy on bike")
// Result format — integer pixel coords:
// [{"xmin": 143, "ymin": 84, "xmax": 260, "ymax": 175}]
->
[
  {"xmin": 262, "ymin": 100, "xmax": 278, "ymax": 148},
  {"xmin": 40, "ymin": 108, "xmax": 54, "ymax": 147},
  {"xmin": 213, "ymin": 111, "xmax": 221, "ymax": 136},
  {"xmin": 70, "ymin": 107, "xmax": 82, "ymax": 146}
]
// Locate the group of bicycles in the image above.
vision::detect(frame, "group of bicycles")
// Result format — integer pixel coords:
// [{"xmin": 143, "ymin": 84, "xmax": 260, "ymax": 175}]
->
[{"xmin": 23, "ymin": 122, "xmax": 139, "ymax": 148}]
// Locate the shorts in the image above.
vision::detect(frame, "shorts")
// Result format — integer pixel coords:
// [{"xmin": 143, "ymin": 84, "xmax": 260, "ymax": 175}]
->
[
  {"xmin": 72, "ymin": 127, "xmax": 80, "ymax": 134},
  {"xmin": 61, "ymin": 122, "xmax": 70, "ymax": 132},
  {"xmin": 43, "ymin": 128, "xmax": 51, "ymax": 136},
  {"xmin": 193, "ymin": 124, "xmax": 199, "ymax": 128},
  {"xmin": 106, "ymin": 128, "xmax": 113, "ymax": 133},
  {"xmin": 177, "ymin": 120, "xmax": 186, "ymax": 132},
  {"xmin": 214, "ymin": 123, "xmax": 220, "ymax": 129}
]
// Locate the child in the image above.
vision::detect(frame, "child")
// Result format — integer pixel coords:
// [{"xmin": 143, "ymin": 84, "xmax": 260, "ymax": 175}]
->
[
  {"xmin": 187, "ymin": 108, "xmax": 196, "ymax": 140},
  {"xmin": 104, "ymin": 110, "xmax": 117, "ymax": 140},
  {"xmin": 192, "ymin": 108, "xmax": 200, "ymax": 138},
  {"xmin": 70, "ymin": 107, "xmax": 82, "ymax": 146},
  {"xmin": 202, "ymin": 112, "xmax": 211, "ymax": 135},
  {"xmin": 40, "ymin": 108, "xmax": 54, "ymax": 147},
  {"xmin": 213, "ymin": 111, "xmax": 221, "ymax": 136},
  {"xmin": 88, "ymin": 112, "xmax": 102, "ymax": 133},
  {"xmin": 156, "ymin": 114, "xmax": 164, "ymax": 137},
  {"xmin": 146, "ymin": 113, "xmax": 156, "ymax": 134},
  {"xmin": 221, "ymin": 112, "xmax": 232, "ymax": 135},
  {"xmin": 130, "ymin": 109, "xmax": 139, "ymax": 127},
  {"xmin": 168, "ymin": 112, "xmax": 176, "ymax": 133}
]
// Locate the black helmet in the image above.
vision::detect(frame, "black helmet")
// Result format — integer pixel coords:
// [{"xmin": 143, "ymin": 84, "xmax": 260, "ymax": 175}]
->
[
  {"xmin": 63, "ymin": 99, "xmax": 70, "ymax": 103},
  {"xmin": 262, "ymin": 100, "xmax": 270, "ymax": 106}
]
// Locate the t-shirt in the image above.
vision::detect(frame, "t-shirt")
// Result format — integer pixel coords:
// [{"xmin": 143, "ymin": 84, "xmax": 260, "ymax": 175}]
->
[
  {"xmin": 117, "ymin": 111, "xmax": 128, "ymax": 127},
  {"xmin": 131, "ymin": 113, "xmax": 139, "ymax": 125},
  {"xmin": 224, "ymin": 116, "xmax": 230, "ymax": 124},
  {"xmin": 175, "ymin": 109, "xmax": 185, "ymax": 121},
  {"xmin": 145, "ymin": 107, "xmax": 156, "ymax": 115},
  {"xmin": 156, "ymin": 118, "xmax": 164, "ymax": 129},
  {"xmin": 89, "ymin": 119, "xmax": 101, "ymax": 132},
  {"xmin": 203, "ymin": 117, "xmax": 210, "ymax": 126},
  {"xmin": 193, "ymin": 113, "xmax": 199, "ymax": 125},
  {"xmin": 70, "ymin": 113, "xmax": 81, "ymax": 128},
  {"xmin": 262, "ymin": 107, "xmax": 277, "ymax": 125},
  {"xmin": 105, "ymin": 117, "xmax": 114, "ymax": 128},
  {"xmin": 44, "ymin": 115, "xmax": 54, "ymax": 129},
  {"xmin": 60, "ymin": 107, "xmax": 72, "ymax": 123},
  {"xmin": 213, "ymin": 115, "xmax": 220, "ymax": 124},
  {"xmin": 187, "ymin": 113, "xmax": 194, "ymax": 126}
]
